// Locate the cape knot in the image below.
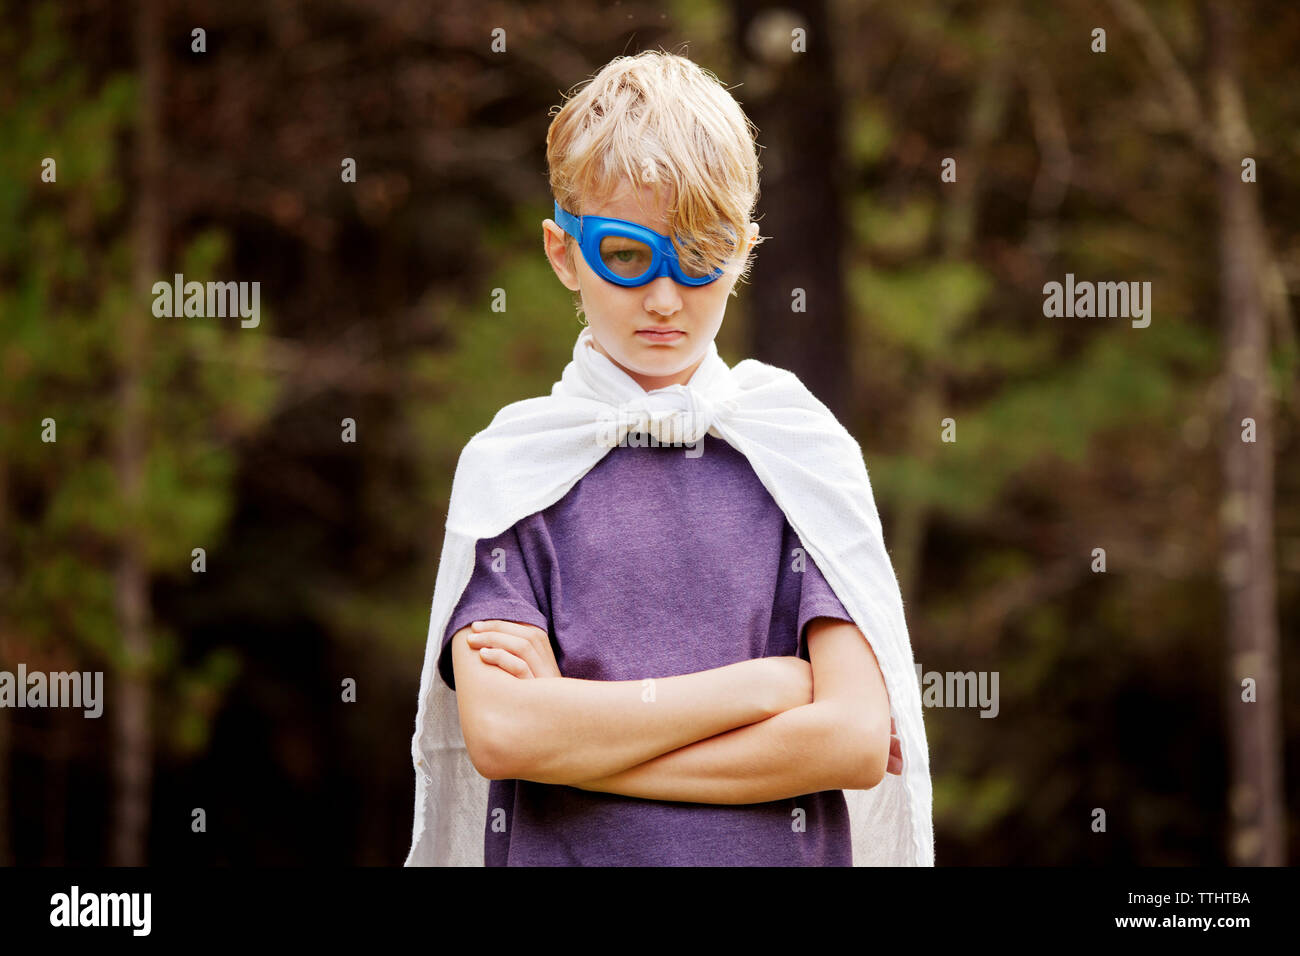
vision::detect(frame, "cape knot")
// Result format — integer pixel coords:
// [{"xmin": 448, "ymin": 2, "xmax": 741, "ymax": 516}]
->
[{"xmin": 596, "ymin": 385, "xmax": 737, "ymax": 448}]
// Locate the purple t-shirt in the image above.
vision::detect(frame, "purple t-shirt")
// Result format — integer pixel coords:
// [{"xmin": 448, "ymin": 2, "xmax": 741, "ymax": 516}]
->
[{"xmin": 439, "ymin": 433, "xmax": 855, "ymax": 866}]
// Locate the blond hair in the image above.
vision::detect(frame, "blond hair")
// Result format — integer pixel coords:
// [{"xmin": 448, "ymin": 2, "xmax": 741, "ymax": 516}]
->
[{"xmin": 546, "ymin": 49, "xmax": 766, "ymax": 294}]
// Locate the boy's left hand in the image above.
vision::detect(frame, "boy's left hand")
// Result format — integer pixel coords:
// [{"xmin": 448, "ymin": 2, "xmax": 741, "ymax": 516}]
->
[
  {"xmin": 466, "ymin": 620, "xmax": 559, "ymax": 678},
  {"xmin": 887, "ymin": 717, "xmax": 902, "ymax": 775}
]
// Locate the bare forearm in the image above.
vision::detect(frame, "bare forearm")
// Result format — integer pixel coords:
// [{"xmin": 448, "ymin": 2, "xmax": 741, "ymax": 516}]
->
[
  {"xmin": 491, "ymin": 659, "xmax": 784, "ymax": 784},
  {"xmin": 565, "ymin": 702, "xmax": 881, "ymax": 803}
]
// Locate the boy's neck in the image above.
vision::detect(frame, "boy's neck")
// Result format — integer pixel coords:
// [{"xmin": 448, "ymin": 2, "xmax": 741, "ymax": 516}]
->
[
  {"xmin": 626, "ymin": 355, "xmax": 707, "ymax": 392},
  {"xmin": 590, "ymin": 337, "xmax": 708, "ymax": 392}
]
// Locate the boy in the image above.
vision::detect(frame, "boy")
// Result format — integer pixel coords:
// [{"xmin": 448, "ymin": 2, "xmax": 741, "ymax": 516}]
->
[{"xmin": 407, "ymin": 50, "xmax": 928, "ymax": 866}]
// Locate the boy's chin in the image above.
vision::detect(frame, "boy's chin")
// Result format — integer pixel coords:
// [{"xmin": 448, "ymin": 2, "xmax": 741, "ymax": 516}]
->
[
  {"xmin": 616, "ymin": 352, "xmax": 695, "ymax": 377},
  {"xmin": 590, "ymin": 330, "xmax": 707, "ymax": 383}
]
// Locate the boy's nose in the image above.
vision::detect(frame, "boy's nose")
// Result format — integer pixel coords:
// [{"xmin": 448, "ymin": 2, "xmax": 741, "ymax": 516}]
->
[{"xmin": 643, "ymin": 275, "xmax": 684, "ymax": 305}]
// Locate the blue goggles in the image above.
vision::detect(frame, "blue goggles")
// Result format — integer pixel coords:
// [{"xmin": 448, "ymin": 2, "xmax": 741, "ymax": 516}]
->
[{"xmin": 554, "ymin": 200, "xmax": 728, "ymax": 287}]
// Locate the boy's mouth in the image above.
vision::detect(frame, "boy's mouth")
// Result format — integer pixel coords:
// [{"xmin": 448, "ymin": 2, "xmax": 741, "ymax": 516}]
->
[{"xmin": 636, "ymin": 328, "xmax": 685, "ymax": 343}]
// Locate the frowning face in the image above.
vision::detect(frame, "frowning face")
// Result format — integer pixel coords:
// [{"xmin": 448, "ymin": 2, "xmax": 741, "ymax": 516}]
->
[{"xmin": 543, "ymin": 180, "xmax": 758, "ymax": 392}]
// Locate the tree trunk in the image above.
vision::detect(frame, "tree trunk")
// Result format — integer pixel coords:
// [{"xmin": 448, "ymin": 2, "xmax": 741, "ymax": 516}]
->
[
  {"xmin": 1205, "ymin": 0, "xmax": 1285, "ymax": 867},
  {"xmin": 731, "ymin": 0, "xmax": 849, "ymax": 419},
  {"xmin": 111, "ymin": 0, "xmax": 162, "ymax": 866}
]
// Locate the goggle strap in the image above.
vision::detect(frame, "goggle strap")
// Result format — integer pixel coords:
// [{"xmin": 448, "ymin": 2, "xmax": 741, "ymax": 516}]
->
[{"xmin": 554, "ymin": 200, "xmax": 584, "ymax": 243}]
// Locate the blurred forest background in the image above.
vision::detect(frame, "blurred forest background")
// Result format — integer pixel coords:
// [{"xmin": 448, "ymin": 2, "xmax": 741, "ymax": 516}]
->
[{"xmin": 1, "ymin": 0, "xmax": 1296, "ymax": 865}]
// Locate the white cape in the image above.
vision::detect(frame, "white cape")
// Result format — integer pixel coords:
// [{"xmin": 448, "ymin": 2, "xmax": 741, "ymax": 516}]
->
[{"xmin": 405, "ymin": 327, "xmax": 934, "ymax": 866}]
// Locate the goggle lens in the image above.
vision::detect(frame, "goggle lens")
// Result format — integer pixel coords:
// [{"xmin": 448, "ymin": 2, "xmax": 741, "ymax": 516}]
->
[
  {"xmin": 597, "ymin": 234, "xmax": 721, "ymax": 283},
  {"xmin": 599, "ymin": 235, "xmax": 655, "ymax": 281}
]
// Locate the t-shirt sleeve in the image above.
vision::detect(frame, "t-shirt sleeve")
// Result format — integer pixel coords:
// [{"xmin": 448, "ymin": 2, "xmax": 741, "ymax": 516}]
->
[
  {"xmin": 793, "ymin": 547, "xmax": 855, "ymax": 660},
  {"xmin": 437, "ymin": 523, "xmax": 549, "ymax": 691}
]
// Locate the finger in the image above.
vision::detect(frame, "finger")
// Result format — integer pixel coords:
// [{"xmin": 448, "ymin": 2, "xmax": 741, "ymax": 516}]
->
[
  {"xmin": 472, "ymin": 619, "xmax": 550, "ymax": 660},
  {"xmin": 470, "ymin": 620, "xmax": 552, "ymax": 665},
  {"xmin": 479, "ymin": 647, "xmax": 534, "ymax": 678},
  {"xmin": 471, "ymin": 619, "xmax": 546, "ymax": 642},
  {"xmin": 478, "ymin": 647, "xmax": 533, "ymax": 679},
  {"xmin": 887, "ymin": 734, "xmax": 903, "ymax": 775},
  {"xmin": 466, "ymin": 629, "xmax": 530, "ymax": 655},
  {"xmin": 467, "ymin": 629, "xmax": 545, "ymax": 674}
]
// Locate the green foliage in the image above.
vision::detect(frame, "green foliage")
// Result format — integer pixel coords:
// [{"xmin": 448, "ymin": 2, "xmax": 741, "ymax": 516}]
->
[
  {"xmin": 850, "ymin": 256, "xmax": 992, "ymax": 354},
  {"xmin": 409, "ymin": 202, "xmax": 585, "ymax": 508},
  {"xmin": 846, "ymin": 102, "xmax": 894, "ymax": 169},
  {"xmin": 165, "ymin": 647, "xmax": 242, "ymax": 756},
  {"xmin": 870, "ymin": 322, "xmax": 1215, "ymax": 518},
  {"xmin": 934, "ymin": 772, "xmax": 1019, "ymax": 839},
  {"xmin": 0, "ymin": 6, "xmax": 276, "ymax": 761},
  {"xmin": 847, "ymin": 194, "xmax": 936, "ymax": 259},
  {"xmin": 323, "ymin": 201, "xmax": 584, "ymax": 661}
]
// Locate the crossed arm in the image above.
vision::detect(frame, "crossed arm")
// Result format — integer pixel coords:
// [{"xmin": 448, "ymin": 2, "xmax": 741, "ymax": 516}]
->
[{"xmin": 447, "ymin": 616, "xmax": 898, "ymax": 803}]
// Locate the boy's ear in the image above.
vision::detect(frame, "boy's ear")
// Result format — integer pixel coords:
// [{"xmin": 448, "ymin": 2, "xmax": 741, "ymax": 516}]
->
[{"xmin": 543, "ymin": 219, "xmax": 582, "ymax": 292}]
